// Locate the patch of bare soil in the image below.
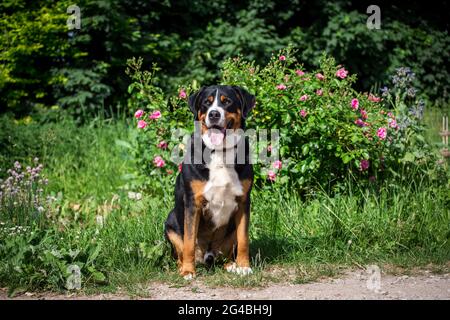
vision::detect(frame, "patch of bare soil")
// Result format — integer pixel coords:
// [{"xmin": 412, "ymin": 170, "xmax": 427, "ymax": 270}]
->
[{"xmin": 1, "ymin": 269, "xmax": 449, "ymax": 300}]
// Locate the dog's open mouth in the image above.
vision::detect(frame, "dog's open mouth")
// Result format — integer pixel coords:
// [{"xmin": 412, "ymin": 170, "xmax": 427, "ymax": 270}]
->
[{"xmin": 206, "ymin": 120, "xmax": 234, "ymax": 146}]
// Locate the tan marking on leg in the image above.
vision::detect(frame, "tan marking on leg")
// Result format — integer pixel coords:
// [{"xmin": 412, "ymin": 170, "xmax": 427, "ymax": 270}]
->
[
  {"xmin": 181, "ymin": 207, "xmax": 201, "ymax": 277},
  {"xmin": 166, "ymin": 229, "xmax": 183, "ymax": 260},
  {"xmin": 234, "ymin": 205, "xmax": 250, "ymax": 268},
  {"xmin": 180, "ymin": 180, "xmax": 206, "ymax": 277}
]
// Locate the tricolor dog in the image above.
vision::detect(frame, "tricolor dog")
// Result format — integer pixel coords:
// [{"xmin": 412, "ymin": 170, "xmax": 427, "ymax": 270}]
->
[{"xmin": 164, "ymin": 85, "xmax": 255, "ymax": 279}]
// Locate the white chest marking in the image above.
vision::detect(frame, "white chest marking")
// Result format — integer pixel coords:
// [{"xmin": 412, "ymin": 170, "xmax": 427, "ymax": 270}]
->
[{"xmin": 203, "ymin": 152, "xmax": 243, "ymax": 229}]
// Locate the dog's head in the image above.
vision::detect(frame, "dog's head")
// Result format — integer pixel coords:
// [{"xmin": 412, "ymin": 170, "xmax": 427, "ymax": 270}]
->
[{"xmin": 188, "ymin": 85, "xmax": 255, "ymax": 149}]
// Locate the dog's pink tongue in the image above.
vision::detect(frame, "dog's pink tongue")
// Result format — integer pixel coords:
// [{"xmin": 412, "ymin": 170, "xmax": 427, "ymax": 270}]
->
[{"xmin": 210, "ymin": 131, "xmax": 224, "ymax": 145}]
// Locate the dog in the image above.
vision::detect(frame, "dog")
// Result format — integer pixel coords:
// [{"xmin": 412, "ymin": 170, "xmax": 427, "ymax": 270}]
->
[{"xmin": 164, "ymin": 85, "xmax": 255, "ymax": 279}]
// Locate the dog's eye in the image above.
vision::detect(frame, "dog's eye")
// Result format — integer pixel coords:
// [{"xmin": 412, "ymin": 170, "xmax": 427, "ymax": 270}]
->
[
  {"xmin": 203, "ymin": 99, "xmax": 212, "ymax": 106},
  {"xmin": 222, "ymin": 98, "xmax": 231, "ymax": 105}
]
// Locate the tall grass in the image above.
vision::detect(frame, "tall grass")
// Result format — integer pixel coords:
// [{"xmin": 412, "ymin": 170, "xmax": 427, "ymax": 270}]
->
[{"xmin": 0, "ymin": 114, "xmax": 448, "ymax": 293}]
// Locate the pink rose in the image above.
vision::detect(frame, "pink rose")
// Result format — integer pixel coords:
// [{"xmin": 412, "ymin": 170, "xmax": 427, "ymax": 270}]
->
[
  {"xmin": 368, "ymin": 94, "xmax": 380, "ymax": 102},
  {"xmin": 299, "ymin": 94, "xmax": 308, "ymax": 101},
  {"xmin": 351, "ymin": 98, "xmax": 359, "ymax": 110},
  {"xmin": 336, "ymin": 67, "xmax": 348, "ymax": 79},
  {"xmin": 179, "ymin": 89, "xmax": 187, "ymax": 99},
  {"xmin": 295, "ymin": 69, "xmax": 305, "ymax": 76},
  {"xmin": 355, "ymin": 119, "xmax": 366, "ymax": 127},
  {"xmin": 137, "ymin": 120, "xmax": 147, "ymax": 129},
  {"xmin": 279, "ymin": 55, "xmax": 286, "ymax": 61},
  {"xmin": 267, "ymin": 145, "xmax": 272, "ymax": 152},
  {"xmin": 134, "ymin": 109, "xmax": 144, "ymax": 119},
  {"xmin": 273, "ymin": 160, "xmax": 282, "ymax": 170},
  {"xmin": 360, "ymin": 109, "xmax": 368, "ymax": 119},
  {"xmin": 157, "ymin": 141, "xmax": 168, "ymax": 149},
  {"xmin": 388, "ymin": 119, "xmax": 398, "ymax": 129},
  {"xmin": 377, "ymin": 127, "xmax": 387, "ymax": 140},
  {"xmin": 316, "ymin": 89, "xmax": 323, "ymax": 96},
  {"xmin": 316, "ymin": 73, "xmax": 325, "ymax": 80},
  {"xmin": 178, "ymin": 163, "xmax": 182, "ymax": 172},
  {"xmin": 360, "ymin": 159, "xmax": 370, "ymax": 171},
  {"xmin": 149, "ymin": 110, "xmax": 162, "ymax": 119},
  {"xmin": 153, "ymin": 156, "xmax": 165, "ymax": 168},
  {"xmin": 276, "ymin": 84, "xmax": 287, "ymax": 90},
  {"xmin": 387, "ymin": 112, "xmax": 394, "ymax": 118},
  {"xmin": 300, "ymin": 109, "xmax": 307, "ymax": 118},
  {"xmin": 267, "ymin": 170, "xmax": 276, "ymax": 182}
]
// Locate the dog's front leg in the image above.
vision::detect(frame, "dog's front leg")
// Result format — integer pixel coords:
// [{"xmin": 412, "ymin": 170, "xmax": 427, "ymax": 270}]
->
[
  {"xmin": 181, "ymin": 206, "xmax": 201, "ymax": 279},
  {"xmin": 229, "ymin": 201, "xmax": 252, "ymax": 275}
]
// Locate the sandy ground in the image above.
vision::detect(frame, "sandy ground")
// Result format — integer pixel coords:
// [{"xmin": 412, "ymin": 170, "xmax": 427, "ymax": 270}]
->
[{"xmin": 1, "ymin": 269, "xmax": 449, "ymax": 300}]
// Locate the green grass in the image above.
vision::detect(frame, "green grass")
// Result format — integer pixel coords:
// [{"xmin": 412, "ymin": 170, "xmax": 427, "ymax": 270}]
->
[{"xmin": 0, "ymin": 113, "xmax": 449, "ymax": 295}]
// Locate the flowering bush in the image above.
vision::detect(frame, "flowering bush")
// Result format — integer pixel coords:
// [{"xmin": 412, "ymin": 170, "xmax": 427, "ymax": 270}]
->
[
  {"xmin": 125, "ymin": 58, "xmax": 192, "ymax": 194},
  {"xmin": 127, "ymin": 47, "xmax": 442, "ymax": 194}
]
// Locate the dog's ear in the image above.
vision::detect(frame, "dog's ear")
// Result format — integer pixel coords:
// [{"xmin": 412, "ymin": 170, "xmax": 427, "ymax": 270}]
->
[
  {"xmin": 232, "ymin": 86, "xmax": 255, "ymax": 119},
  {"xmin": 188, "ymin": 87, "xmax": 206, "ymax": 120}
]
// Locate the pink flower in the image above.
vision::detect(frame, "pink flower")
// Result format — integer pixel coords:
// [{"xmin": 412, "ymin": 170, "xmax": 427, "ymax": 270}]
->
[
  {"xmin": 276, "ymin": 84, "xmax": 287, "ymax": 90},
  {"xmin": 179, "ymin": 89, "xmax": 187, "ymax": 99},
  {"xmin": 316, "ymin": 73, "xmax": 325, "ymax": 80},
  {"xmin": 134, "ymin": 109, "xmax": 144, "ymax": 119},
  {"xmin": 368, "ymin": 94, "xmax": 381, "ymax": 102},
  {"xmin": 360, "ymin": 109, "xmax": 368, "ymax": 119},
  {"xmin": 387, "ymin": 112, "xmax": 394, "ymax": 118},
  {"xmin": 137, "ymin": 120, "xmax": 147, "ymax": 129},
  {"xmin": 388, "ymin": 119, "xmax": 398, "ymax": 129},
  {"xmin": 299, "ymin": 94, "xmax": 308, "ymax": 101},
  {"xmin": 316, "ymin": 89, "xmax": 323, "ymax": 96},
  {"xmin": 351, "ymin": 98, "xmax": 359, "ymax": 110},
  {"xmin": 336, "ymin": 67, "xmax": 348, "ymax": 79},
  {"xmin": 354, "ymin": 119, "xmax": 366, "ymax": 127},
  {"xmin": 153, "ymin": 156, "xmax": 165, "ymax": 168},
  {"xmin": 377, "ymin": 127, "xmax": 387, "ymax": 140},
  {"xmin": 295, "ymin": 69, "xmax": 305, "ymax": 76},
  {"xmin": 267, "ymin": 145, "xmax": 272, "ymax": 152},
  {"xmin": 360, "ymin": 159, "xmax": 370, "ymax": 171},
  {"xmin": 300, "ymin": 109, "xmax": 307, "ymax": 118},
  {"xmin": 273, "ymin": 160, "xmax": 282, "ymax": 170},
  {"xmin": 279, "ymin": 55, "xmax": 286, "ymax": 61},
  {"xmin": 178, "ymin": 163, "xmax": 182, "ymax": 172},
  {"xmin": 157, "ymin": 140, "xmax": 168, "ymax": 149},
  {"xmin": 149, "ymin": 110, "xmax": 162, "ymax": 119},
  {"xmin": 267, "ymin": 170, "xmax": 276, "ymax": 182}
]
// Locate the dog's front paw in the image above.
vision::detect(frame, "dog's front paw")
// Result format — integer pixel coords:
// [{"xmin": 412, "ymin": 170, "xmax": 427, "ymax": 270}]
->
[
  {"xmin": 225, "ymin": 263, "xmax": 253, "ymax": 276},
  {"xmin": 182, "ymin": 273, "xmax": 195, "ymax": 280},
  {"xmin": 180, "ymin": 265, "xmax": 196, "ymax": 280}
]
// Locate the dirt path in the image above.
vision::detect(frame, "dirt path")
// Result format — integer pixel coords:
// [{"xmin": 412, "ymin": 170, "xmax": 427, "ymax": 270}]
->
[{"xmin": 2, "ymin": 269, "xmax": 449, "ymax": 300}]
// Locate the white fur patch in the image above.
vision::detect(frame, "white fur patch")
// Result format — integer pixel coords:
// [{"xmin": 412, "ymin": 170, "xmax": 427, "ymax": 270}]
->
[
  {"xmin": 226, "ymin": 263, "xmax": 253, "ymax": 275},
  {"xmin": 203, "ymin": 152, "xmax": 243, "ymax": 229}
]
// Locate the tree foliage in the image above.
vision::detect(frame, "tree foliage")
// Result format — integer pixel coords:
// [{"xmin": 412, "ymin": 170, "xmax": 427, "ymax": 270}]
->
[{"xmin": 0, "ymin": 0, "xmax": 448, "ymax": 117}]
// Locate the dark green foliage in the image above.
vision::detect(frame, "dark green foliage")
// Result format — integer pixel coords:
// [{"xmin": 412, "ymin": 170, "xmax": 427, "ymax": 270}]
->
[{"xmin": 1, "ymin": 1, "xmax": 448, "ymax": 118}]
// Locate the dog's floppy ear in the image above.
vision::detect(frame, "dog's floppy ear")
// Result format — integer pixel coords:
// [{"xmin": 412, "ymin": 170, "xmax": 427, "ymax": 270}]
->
[
  {"xmin": 232, "ymin": 86, "xmax": 255, "ymax": 119},
  {"xmin": 188, "ymin": 86, "xmax": 206, "ymax": 120}
]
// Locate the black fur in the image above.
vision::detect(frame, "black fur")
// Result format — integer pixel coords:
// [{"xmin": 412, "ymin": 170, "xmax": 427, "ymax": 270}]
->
[{"xmin": 164, "ymin": 85, "xmax": 255, "ymax": 265}]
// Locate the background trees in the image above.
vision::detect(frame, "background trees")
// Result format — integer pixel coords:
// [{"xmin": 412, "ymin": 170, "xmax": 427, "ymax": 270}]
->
[{"xmin": 1, "ymin": 0, "xmax": 449, "ymax": 117}]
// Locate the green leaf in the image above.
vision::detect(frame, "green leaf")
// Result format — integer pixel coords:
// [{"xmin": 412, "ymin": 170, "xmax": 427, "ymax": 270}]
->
[
  {"xmin": 402, "ymin": 152, "xmax": 415, "ymax": 162},
  {"xmin": 115, "ymin": 139, "xmax": 133, "ymax": 149}
]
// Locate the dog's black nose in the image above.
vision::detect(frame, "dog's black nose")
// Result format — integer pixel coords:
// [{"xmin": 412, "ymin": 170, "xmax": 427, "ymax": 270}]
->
[
  {"xmin": 204, "ymin": 252, "xmax": 214, "ymax": 266},
  {"xmin": 208, "ymin": 110, "xmax": 221, "ymax": 121}
]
